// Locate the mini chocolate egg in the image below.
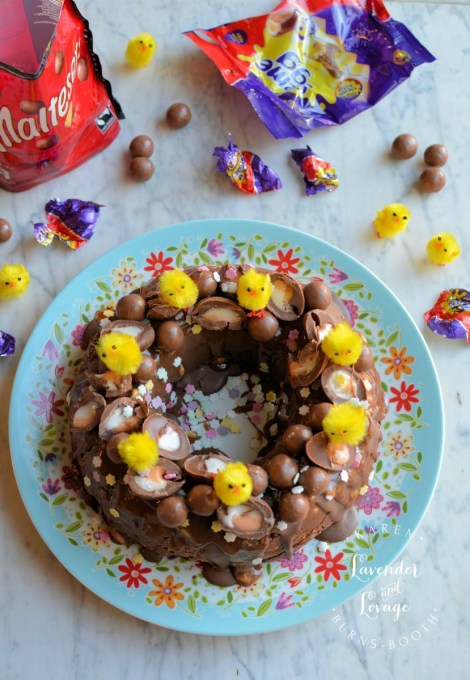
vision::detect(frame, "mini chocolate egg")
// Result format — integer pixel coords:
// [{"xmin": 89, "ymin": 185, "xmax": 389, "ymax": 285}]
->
[
  {"xmin": 390, "ymin": 133, "xmax": 418, "ymax": 160},
  {"xmin": 282, "ymin": 424, "xmax": 313, "ymax": 455},
  {"xmin": 308, "ymin": 403, "xmax": 332, "ymax": 430},
  {"xmin": 418, "ymin": 167, "xmax": 446, "ymax": 193},
  {"xmin": 186, "ymin": 485, "xmax": 219, "ymax": 516},
  {"xmin": 267, "ymin": 454, "xmax": 299, "ymax": 489},
  {"xmin": 116, "ymin": 293, "xmax": 146, "ymax": 321},
  {"xmin": 300, "ymin": 466, "xmax": 330, "ymax": 496},
  {"xmin": 156, "ymin": 320, "xmax": 184, "ymax": 351},
  {"xmin": 424, "ymin": 144, "xmax": 448, "ymax": 167},
  {"xmin": 246, "ymin": 312, "xmax": 279, "ymax": 342},
  {"xmin": 156, "ymin": 496, "xmax": 188, "ymax": 527},
  {"xmin": 278, "ymin": 492, "xmax": 310, "ymax": 523},
  {"xmin": 166, "ymin": 103, "xmax": 192, "ymax": 129},
  {"xmin": 303, "ymin": 281, "xmax": 332, "ymax": 310},
  {"xmin": 134, "ymin": 355, "xmax": 157, "ymax": 382},
  {"xmin": 190, "ymin": 269, "xmax": 218, "ymax": 297},
  {"xmin": 0, "ymin": 218, "xmax": 12, "ymax": 243},
  {"xmin": 129, "ymin": 156, "xmax": 154, "ymax": 182},
  {"xmin": 247, "ymin": 464, "xmax": 269, "ymax": 496},
  {"xmin": 129, "ymin": 135, "xmax": 154, "ymax": 158}
]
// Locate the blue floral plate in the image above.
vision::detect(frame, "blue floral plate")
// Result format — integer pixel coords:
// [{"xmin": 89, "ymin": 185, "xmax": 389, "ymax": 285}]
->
[{"xmin": 9, "ymin": 219, "xmax": 444, "ymax": 635}]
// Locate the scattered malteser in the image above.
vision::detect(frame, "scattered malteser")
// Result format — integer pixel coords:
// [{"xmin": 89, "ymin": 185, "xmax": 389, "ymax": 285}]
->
[
  {"xmin": 390, "ymin": 133, "xmax": 418, "ymax": 159},
  {"xmin": 424, "ymin": 144, "xmax": 448, "ymax": 167},
  {"xmin": 129, "ymin": 156, "xmax": 154, "ymax": 182},
  {"xmin": 418, "ymin": 166, "xmax": 446, "ymax": 193},
  {"xmin": 166, "ymin": 102, "xmax": 192, "ymax": 129},
  {"xmin": 54, "ymin": 50, "xmax": 65, "ymax": 75},
  {"xmin": 19, "ymin": 99, "xmax": 45, "ymax": 115},
  {"xmin": 0, "ymin": 218, "xmax": 12, "ymax": 243},
  {"xmin": 77, "ymin": 56, "xmax": 89, "ymax": 82},
  {"xmin": 129, "ymin": 135, "xmax": 154, "ymax": 158}
]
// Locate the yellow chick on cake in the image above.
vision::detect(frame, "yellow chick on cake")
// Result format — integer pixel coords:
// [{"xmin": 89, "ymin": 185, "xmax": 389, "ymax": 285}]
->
[
  {"xmin": 95, "ymin": 332, "xmax": 142, "ymax": 375},
  {"xmin": 237, "ymin": 269, "xmax": 273, "ymax": 317},
  {"xmin": 118, "ymin": 432, "xmax": 159, "ymax": 472},
  {"xmin": 321, "ymin": 322, "xmax": 363, "ymax": 366},
  {"xmin": 322, "ymin": 402, "xmax": 368, "ymax": 447},
  {"xmin": 213, "ymin": 462, "xmax": 253, "ymax": 506},
  {"xmin": 159, "ymin": 269, "xmax": 199, "ymax": 309}
]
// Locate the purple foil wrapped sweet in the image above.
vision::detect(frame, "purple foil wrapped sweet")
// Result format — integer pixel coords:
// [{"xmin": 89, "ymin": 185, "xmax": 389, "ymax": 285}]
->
[
  {"xmin": 33, "ymin": 198, "xmax": 102, "ymax": 250},
  {"xmin": 291, "ymin": 146, "xmax": 339, "ymax": 194},
  {"xmin": 186, "ymin": 0, "xmax": 435, "ymax": 139},
  {"xmin": 214, "ymin": 134, "xmax": 282, "ymax": 194},
  {"xmin": 0, "ymin": 330, "xmax": 15, "ymax": 356},
  {"xmin": 424, "ymin": 289, "xmax": 470, "ymax": 343}
]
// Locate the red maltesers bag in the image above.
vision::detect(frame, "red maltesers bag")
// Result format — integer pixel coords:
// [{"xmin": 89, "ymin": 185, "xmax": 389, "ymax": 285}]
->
[{"xmin": 0, "ymin": 0, "xmax": 124, "ymax": 192}]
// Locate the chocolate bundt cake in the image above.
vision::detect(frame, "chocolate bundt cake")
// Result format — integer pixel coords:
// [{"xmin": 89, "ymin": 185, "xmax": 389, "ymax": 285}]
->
[{"xmin": 68, "ymin": 264, "xmax": 387, "ymax": 587}]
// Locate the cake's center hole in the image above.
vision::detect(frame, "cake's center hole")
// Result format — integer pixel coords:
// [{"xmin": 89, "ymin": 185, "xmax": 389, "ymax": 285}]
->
[{"xmin": 177, "ymin": 373, "xmax": 282, "ymax": 464}]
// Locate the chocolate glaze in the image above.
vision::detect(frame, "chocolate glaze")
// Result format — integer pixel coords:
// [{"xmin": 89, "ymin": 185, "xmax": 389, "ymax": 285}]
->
[{"xmin": 70, "ymin": 267, "xmax": 387, "ymax": 586}]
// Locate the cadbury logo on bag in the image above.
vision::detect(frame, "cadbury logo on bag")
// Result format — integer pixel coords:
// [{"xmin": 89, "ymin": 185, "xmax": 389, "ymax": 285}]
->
[{"xmin": 0, "ymin": 0, "xmax": 124, "ymax": 192}]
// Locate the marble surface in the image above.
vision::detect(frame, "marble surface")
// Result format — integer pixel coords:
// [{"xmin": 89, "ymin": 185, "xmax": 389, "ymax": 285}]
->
[{"xmin": 1, "ymin": 1, "xmax": 469, "ymax": 677}]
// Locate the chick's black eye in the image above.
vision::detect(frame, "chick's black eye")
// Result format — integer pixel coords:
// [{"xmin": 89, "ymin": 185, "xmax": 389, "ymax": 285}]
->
[
  {"xmin": 228, "ymin": 484, "xmax": 233, "ymax": 489},
  {"xmin": 444, "ymin": 248, "xmax": 448, "ymax": 252},
  {"xmin": 392, "ymin": 212, "xmax": 397, "ymax": 217},
  {"xmin": 139, "ymin": 40, "xmax": 143, "ymax": 44},
  {"xmin": 181, "ymin": 285, "xmax": 185, "ymax": 289},
  {"xmin": 261, "ymin": 287, "xmax": 264, "ymax": 292},
  {"xmin": 403, "ymin": 216, "xmax": 408, "ymax": 220},
  {"xmin": 169, "ymin": 292, "xmax": 173, "ymax": 296},
  {"xmin": 4, "ymin": 282, "xmax": 9, "ymax": 286},
  {"xmin": 112, "ymin": 345, "xmax": 116, "ymax": 350},
  {"xmin": 101, "ymin": 353, "xmax": 106, "ymax": 358},
  {"xmin": 247, "ymin": 287, "xmax": 251, "ymax": 292},
  {"xmin": 18, "ymin": 277, "xmax": 22, "ymax": 281},
  {"xmin": 438, "ymin": 237, "xmax": 442, "ymax": 241},
  {"xmin": 241, "ymin": 483, "xmax": 246, "ymax": 488}
]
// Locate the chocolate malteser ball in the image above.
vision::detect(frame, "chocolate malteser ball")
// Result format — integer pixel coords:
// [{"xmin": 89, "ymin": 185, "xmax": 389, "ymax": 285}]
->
[
  {"xmin": 134, "ymin": 355, "xmax": 157, "ymax": 382},
  {"xmin": 156, "ymin": 320, "xmax": 184, "ymax": 351},
  {"xmin": 278, "ymin": 492, "xmax": 310, "ymax": 523},
  {"xmin": 116, "ymin": 293, "xmax": 146, "ymax": 320},
  {"xmin": 247, "ymin": 464, "xmax": 269, "ymax": 496},
  {"xmin": 129, "ymin": 156, "xmax": 154, "ymax": 182},
  {"xmin": 303, "ymin": 281, "xmax": 332, "ymax": 310},
  {"xmin": 300, "ymin": 466, "xmax": 330, "ymax": 496},
  {"xmin": 190, "ymin": 269, "xmax": 218, "ymax": 297},
  {"xmin": 106, "ymin": 433, "xmax": 129, "ymax": 463},
  {"xmin": 77, "ymin": 56, "xmax": 89, "ymax": 81},
  {"xmin": 54, "ymin": 50, "xmax": 64, "ymax": 75},
  {"xmin": 156, "ymin": 496, "xmax": 188, "ymax": 527},
  {"xmin": 267, "ymin": 454, "xmax": 299, "ymax": 489},
  {"xmin": 308, "ymin": 402, "xmax": 332, "ymax": 430},
  {"xmin": 418, "ymin": 167, "xmax": 446, "ymax": 193},
  {"xmin": 282, "ymin": 424, "xmax": 313, "ymax": 455},
  {"xmin": 247, "ymin": 312, "xmax": 279, "ymax": 342},
  {"xmin": 129, "ymin": 135, "xmax": 154, "ymax": 158},
  {"xmin": 424, "ymin": 144, "xmax": 448, "ymax": 167},
  {"xmin": 187, "ymin": 485, "xmax": 219, "ymax": 516},
  {"xmin": 391, "ymin": 133, "xmax": 418, "ymax": 160},
  {"xmin": 0, "ymin": 218, "xmax": 12, "ymax": 243},
  {"xmin": 166, "ymin": 103, "xmax": 192, "ymax": 129},
  {"xmin": 354, "ymin": 344, "xmax": 374, "ymax": 371}
]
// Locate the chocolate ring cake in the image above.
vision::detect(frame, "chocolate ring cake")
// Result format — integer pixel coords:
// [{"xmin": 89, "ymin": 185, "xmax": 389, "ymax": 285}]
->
[{"xmin": 69, "ymin": 264, "xmax": 387, "ymax": 587}]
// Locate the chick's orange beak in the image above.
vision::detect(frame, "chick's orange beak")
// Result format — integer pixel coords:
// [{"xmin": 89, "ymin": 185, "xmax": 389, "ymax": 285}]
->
[
  {"xmin": 250, "ymin": 290, "xmax": 257, "ymax": 297},
  {"xmin": 141, "ymin": 45, "xmax": 147, "ymax": 52}
]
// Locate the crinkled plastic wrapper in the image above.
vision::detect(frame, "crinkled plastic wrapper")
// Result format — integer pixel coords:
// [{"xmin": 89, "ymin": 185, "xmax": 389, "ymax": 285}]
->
[
  {"xmin": 0, "ymin": 0, "xmax": 124, "ymax": 192},
  {"xmin": 424, "ymin": 289, "xmax": 470, "ymax": 343},
  {"xmin": 185, "ymin": 0, "xmax": 435, "ymax": 139}
]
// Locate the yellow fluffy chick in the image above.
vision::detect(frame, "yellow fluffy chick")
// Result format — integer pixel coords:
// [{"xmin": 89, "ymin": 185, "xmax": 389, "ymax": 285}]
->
[
  {"xmin": 118, "ymin": 431, "xmax": 159, "ymax": 472},
  {"xmin": 159, "ymin": 269, "xmax": 199, "ymax": 309},
  {"xmin": 213, "ymin": 462, "xmax": 253, "ymax": 506},
  {"xmin": 125, "ymin": 33, "xmax": 157, "ymax": 68},
  {"xmin": 0, "ymin": 263, "xmax": 30, "ymax": 300},
  {"xmin": 322, "ymin": 402, "xmax": 368, "ymax": 447},
  {"xmin": 321, "ymin": 322, "xmax": 363, "ymax": 366},
  {"xmin": 95, "ymin": 332, "xmax": 142, "ymax": 375},
  {"xmin": 237, "ymin": 269, "xmax": 273, "ymax": 316},
  {"xmin": 373, "ymin": 203, "xmax": 410, "ymax": 238},
  {"xmin": 426, "ymin": 232, "xmax": 461, "ymax": 265}
]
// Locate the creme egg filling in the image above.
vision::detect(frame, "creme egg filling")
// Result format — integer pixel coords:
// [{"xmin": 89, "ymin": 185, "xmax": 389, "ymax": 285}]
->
[
  {"xmin": 73, "ymin": 402, "xmax": 98, "ymax": 428},
  {"xmin": 327, "ymin": 442, "xmax": 351, "ymax": 466},
  {"xmin": 204, "ymin": 457, "xmax": 227, "ymax": 476},
  {"xmin": 271, "ymin": 280, "xmax": 293, "ymax": 312},
  {"xmin": 158, "ymin": 425, "xmax": 180, "ymax": 451},
  {"xmin": 135, "ymin": 465, "xmax": 167, "ymax": 492},
  {"xmin": 201, "ymin": 308, "xmax": 242, "ymax": 323},
  {"xmin": 224, "ymin": 505, "xmax": 264, "ymax": 533},
  {"xmin": 112, "ymin": 325, "xmax": 142, "ymax": 338},
  {"xmin": 326, "ymin": 369, "xmax": 356, "ymax": 400}
]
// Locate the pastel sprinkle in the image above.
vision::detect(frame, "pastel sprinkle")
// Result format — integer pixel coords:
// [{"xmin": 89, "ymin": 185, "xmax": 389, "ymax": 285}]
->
[
  {"xmin": 92, "ymin": 455, "xmax": 102, "ymax": 468},
  {"xmin": 83, "ymin": 476, "xmax": 91, "ymax": 487},
  {"xmin": 317, "ymin": 541, "xmax": 329, "ymax": 553},
  {"xmin": 224, "ymin": 532, "xmax": 237, "ymax": 543},
  {"xmin": 291, "ymin": 486, "xmax": 304, "ymax": 494},
  {"xmin": 132, "ymin": 553, "xmax": 144, "ymax": 564},
  {"xmin": 211, "ymin": 521, "xmax": 222, "ymax": 533},
  {"xmin": 123, "ymin": 405, "xmax": 133, "ymax": 418},
  {"xmin": 109, "ymin": 508, "xmax": 120, "ymax": 518},
  {"xmin": 191, "ymin": 324, "xmax": 202, "ymax": 334},
  {"xmin": 300, "ymin": 387, "xmax": 310, "ymax": 398},
  {"xmin": 298, "ymin": 405, "xmax": 309, "ymax": 416},
  {"xmin": 173, "ymin": 357, "xmax": 182, "ymax": 367},
  {"xmin": 156, "ymin": 367, "xmax": 168, "ymax": 381},
  {"xmin": 340, "ymin": 470, "xmax": 349, "ymax": 482},
  {"xmin": 266, "ymin": 391, "xmax": 276, "ymax": 402},
  {"xmin": 276, "ymin": 521, "xmax": 288, "ymax": 531},
  {"xmin": 359, "ymin": 485, "xmax": 369, "ymax": 495},
  {"xmin": 105, "ymin": 474, "xmax": 116, "ymax": 486}
]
